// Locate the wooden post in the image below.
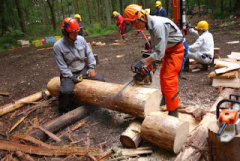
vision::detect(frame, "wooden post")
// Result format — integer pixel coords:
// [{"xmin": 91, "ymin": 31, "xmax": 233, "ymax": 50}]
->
[
  {"xmin": 47, "ymin": 77, "xmax": 161, "ymax": 118},
  {"xmin": 140, "ymin": 112, "xmax": 189, "ymax": 154},
  {"xmin": 120, "ymin": 120, "xmax": 142, "ymax": 148}
]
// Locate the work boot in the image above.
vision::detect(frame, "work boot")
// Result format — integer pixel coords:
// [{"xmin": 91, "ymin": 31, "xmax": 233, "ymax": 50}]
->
[
  {"xmin": 183, "ymin": 58, "xmax": 189, "ymax": 72},
  {"xmin": 168, "ymin": 108, "xmax": 179, "ymax": 118},
  {"xmin": 160, "ymin": 94, "xmax": 166, "ymax": 106},
  {"xmin": 201, "ymin": 64, "xmax": 208, "ymax": 71},
  {"xmin": 122, "ymin": 36, "xmax": 126, "ymax": 43}
]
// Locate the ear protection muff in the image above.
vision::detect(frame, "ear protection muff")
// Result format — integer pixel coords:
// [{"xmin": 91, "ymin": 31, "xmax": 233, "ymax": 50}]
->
[{"xmin": 62, "ymin": 21, "xmax": 70, "ymax": 37}]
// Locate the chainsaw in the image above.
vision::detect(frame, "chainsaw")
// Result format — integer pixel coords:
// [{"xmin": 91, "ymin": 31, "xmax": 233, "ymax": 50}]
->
[
  {"xmin": 131, "ymin": 61, "xmax": 157, "ymax": 85},
  {"xmin": 216, "ymin": 94, "xmax": 240, "ymax": 142}
]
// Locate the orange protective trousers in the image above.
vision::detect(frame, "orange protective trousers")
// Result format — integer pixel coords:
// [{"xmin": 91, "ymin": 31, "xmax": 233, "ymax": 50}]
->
[{"xmin": 160, "ymin": 43, "xmax": 184, "ymax": 111}]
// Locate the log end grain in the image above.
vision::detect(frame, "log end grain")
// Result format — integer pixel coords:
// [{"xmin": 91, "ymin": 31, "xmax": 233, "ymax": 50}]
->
[{"xmin": 173, "ymin": 121, "xmax": 189, "ymax": 154}]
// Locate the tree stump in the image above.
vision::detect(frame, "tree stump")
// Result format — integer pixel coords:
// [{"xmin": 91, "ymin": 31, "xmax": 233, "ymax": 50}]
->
[
  {"xmin": 140, "ymin": 112, "xmax": 189, "ymax": 154},
  {"xmin": 120, "ymin": 120, "xmax": 142, "ymax": 148},
  {"xmin": 208, "ymin": 121, "xmax": 240, "ymax": 161}
]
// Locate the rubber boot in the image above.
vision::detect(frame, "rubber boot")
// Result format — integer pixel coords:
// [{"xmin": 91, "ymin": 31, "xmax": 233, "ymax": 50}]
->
[
  {"xmin": 183, "ymin": 58, "xmax": 189, "ymax": 72},
  {"xmin": 168, "ymin": 108, "xmax": 179, "ymax": 118},
  {"xmin": 122, "ymin": 36, "xmax": 126, "ymax": 43},
  {"xmin": 160, "ymin": 94, "xmax": 166, "ymax": 106}
]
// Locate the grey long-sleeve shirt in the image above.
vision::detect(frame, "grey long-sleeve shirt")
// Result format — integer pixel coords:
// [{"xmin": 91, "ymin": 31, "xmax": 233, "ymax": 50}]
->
[
  {"xmin": 147, "ymin": 15, "xmax": 183, "ymax": 60},
  {"xmin": 53, "ymin": 36, "xmax": 96, "ymax": 78}
]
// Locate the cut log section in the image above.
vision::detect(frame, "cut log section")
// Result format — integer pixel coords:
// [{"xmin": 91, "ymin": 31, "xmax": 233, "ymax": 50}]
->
[
  {"xmin": 212, "ymin": 77, "xmax": 240, "ymax": 88},
  {"xmin": 120, "ymin": 120, "xmax": 142, "ymax": 148},
  {"xmin": 0, "ymin": 90, "xmax": 50, "ymax": 116},
  {"xmin": 140, "ymin": 112, "xmax": 189, "ymax": 154},
  {"xmin": 208, "ymin": 121, "xmax": 240, "ymax": 161},
  {"xmin": 208, "ymin": 71, "xmax": 237, "ymax": 79},
  {"xmin": 27, "ymin": 106, "xmax": 87, "ymax": 141},
  {"xmin": 47, "ymin": 77, "xmax": 161, "ymax": 118}
]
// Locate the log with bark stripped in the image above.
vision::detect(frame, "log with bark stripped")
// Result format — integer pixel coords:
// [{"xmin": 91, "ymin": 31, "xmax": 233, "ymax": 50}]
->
[
  {"xmin": 120, "ymin": 120, "xmax": 142, "ymax": 148},
  {"xmin": 47, "ymin": 77, "xmax": 161, "ymax": 118},
  {"xmin": 140, "ymin": 112, "xmax": 189, "ymax": 154}
]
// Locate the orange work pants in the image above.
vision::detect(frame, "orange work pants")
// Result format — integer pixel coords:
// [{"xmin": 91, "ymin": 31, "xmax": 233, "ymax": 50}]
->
[{"xmin": 160, "ymin": 43, "xmax": 184, "ymax": 111}]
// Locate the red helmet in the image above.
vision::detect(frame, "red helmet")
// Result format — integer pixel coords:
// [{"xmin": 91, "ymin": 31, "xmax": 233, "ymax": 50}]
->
[{"xmin": 61, "ymin": 17, "xmax": 80, "ymax": 36}]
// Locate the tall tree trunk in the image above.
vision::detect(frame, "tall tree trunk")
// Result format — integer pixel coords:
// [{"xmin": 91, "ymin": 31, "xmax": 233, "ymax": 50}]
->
[
  {"xmin": 61, "ymin": 0, "xmax": 65, "ymax": 19},
  {"xmin": 197, "ymin": 0, "xmax": 200, "ymax": 16},
  {"xmin": 0, "ymin": 0, "xmax": 6, "ymax": 36},
  {"xmin": 111, "ymin": 0, "xmax": 115, "ymax": 12},
  {"xmin": 141, "ymin": 0, "xmax": 145, "ymax": 8},
  {"xmin": 104, "ymin": 0, "xmax": 111, "ymax": 25},
  {"xmin": 67, "ymin": 0, "xmax": 70, "ymax": 17},
  {"xmin": 15, "ymin": 0, "xmax": 26, "ymax": 33},
  {"xmin": 234, "ymin": 0, "xmax": 240, "ymax": 12},
  {"xmin": 120, "ymin": 0, "xmax": 124, "ymax": 17},
  {"xmin": 229, "ymin": 0, "xmax": 231, "ymax": 13},
  {"xmin": 95, "ymin": 0, "xmax": 99, "ymax": 22},
  {"xmin": 39, "ymin": 0, "xmax": 47, "ymax": 25},
  {"xmin": 73, "ymin": 0, "xmax": 79, "ymax": 14},
  {"xmin": 56, "ymin": 0, "xmax": 60, "ymax": 24},
  {"xmin": 166, "ymin": 0, "xmax": 169, "ymax": 17},
  {"xmin": 86, "ymin": 0, "xmax": 93, "ymax": 23},
  {"xmin": 146, "ymin": 0, "xmax": 149, "ymax": 8},
  {"xmin": 220, "ymin": 0, "xmax": 224, "ymax": 14},
  {"xmin": 47, "ymin": 0, "xmax": 57, "ymax": 31}
]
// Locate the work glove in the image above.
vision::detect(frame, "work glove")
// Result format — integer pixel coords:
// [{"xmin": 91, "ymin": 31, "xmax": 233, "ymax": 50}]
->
[
  {"xmin": 71, "ymin": 75, "xmax": 83, "ymax": 83},
  {"xmin": 87, "ymin": 68, "xmax": 96, "ymax": 78}
]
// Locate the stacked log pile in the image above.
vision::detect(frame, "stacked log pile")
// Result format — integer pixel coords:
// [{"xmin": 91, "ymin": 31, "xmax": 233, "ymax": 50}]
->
[{"xmin": 208, "ymin": 52, "xmax": 240, "ymax": 88}]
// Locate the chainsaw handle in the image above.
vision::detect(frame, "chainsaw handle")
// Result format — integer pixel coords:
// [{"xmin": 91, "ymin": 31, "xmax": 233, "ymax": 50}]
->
[
  {"xmin": 217, "ymin": 122, "xmax": 227, "ymax": 136},
  {"xmin": 216, "ymin": 99, "xmax": 240, "ymax": 119},
  {"xmin": 229, "ymin": 94, "xmax": 240, "ymax": 101}
]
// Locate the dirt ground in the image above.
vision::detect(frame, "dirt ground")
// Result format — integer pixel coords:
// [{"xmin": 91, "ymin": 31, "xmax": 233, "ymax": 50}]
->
[{"xmin": 0, "ymin": 16, "xmax": 240, "ymax": 160}]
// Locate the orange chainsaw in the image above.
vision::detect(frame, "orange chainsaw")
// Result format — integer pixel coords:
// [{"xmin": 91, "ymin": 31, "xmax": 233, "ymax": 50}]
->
[{"xmin": 217, "ymin": 94, "xmax": 240, "ymax": 142}]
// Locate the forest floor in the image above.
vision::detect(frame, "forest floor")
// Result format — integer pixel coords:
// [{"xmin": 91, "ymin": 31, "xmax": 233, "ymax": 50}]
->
[{"xmin": 0, "ymin": 16, "xmax": 240, "ymax": 161}]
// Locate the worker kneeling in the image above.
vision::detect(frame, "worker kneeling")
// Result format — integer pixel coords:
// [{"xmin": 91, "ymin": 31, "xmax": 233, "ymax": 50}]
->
[
  {"xmin": 53, "ymin": 17, "xmax": 105, "ymax": 114},
  {"xmin": 185, "ymin": 21, "xmax": 214, "ymax": 71}
]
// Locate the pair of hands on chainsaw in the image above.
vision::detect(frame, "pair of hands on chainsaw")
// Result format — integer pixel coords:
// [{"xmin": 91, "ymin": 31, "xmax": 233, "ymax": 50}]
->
[
  {"xmin": 72, "ymin": 68, "xmax": 96, "ymax": 83},
  {"xmin": 135, "ymin": 57, "xmax": 156, "ymax": 69}
]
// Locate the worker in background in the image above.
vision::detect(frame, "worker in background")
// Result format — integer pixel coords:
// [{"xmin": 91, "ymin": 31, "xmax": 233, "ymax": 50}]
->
[
  {"xmin": 74, "ymin": 14, "xmax": 85, "ymax": 36},
  {"xmin": 124, "ymin": 4, "xmax": 184, "ymax": 118},
  {"xmin": 155, "ymin": 1, "xmax": 167, "ymax": 17},
  {"xmin": 183, "ymin": 20, "xmax": 214, "ymax": 71},
  {"xmin": 113, "ymin": 11, "xmax": 126, "ymax": 43},
  {"xmin": 53, "ymin": 17, "xmax": 105, "ymax": 113}
]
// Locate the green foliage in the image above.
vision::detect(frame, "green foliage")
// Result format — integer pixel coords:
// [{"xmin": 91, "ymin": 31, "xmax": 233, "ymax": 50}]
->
[
  {"xmin": 87, "ymin": 23, "xmax": 117, "ymax": 37},
  {"xmin": 3, "ymin": 27, "xmax": 25, "ymax": 38}
]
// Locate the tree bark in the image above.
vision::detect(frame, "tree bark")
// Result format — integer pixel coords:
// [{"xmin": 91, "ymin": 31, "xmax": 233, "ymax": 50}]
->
[
  {"xmin": 120, "ymin": 120, "xmax": 142, "ymax": 148},
  {"xmin": 73, "ymin": 0, "xmax": 79, "ymax": 14},
  {"xmin": 104, "ymin": 0, "xmax": 111, "ymax": 25},
  {"xmin": 0, "ymin": 0, "xmax": 6, "ymax": 36},
  {"xmin": 47, "ymin": 0, "xmax": 57, "ymax": 31},
  {"xmin": 0, "ymin": 90, "xmax": 50, "ymax": 116},
  {"xmin": 208, "ymin": 121, "xmax": 240, "ymax": 161},
  {"xmin": 55, "ymin": 0, "xmax": 60, "ymax": 24},
  {"xmin": 47, "ymin": 77, "xmax": 161, "ymax": 118},
  {"xmin": 86, "ymin": 0, "xmax": 93, "ymax": 23},
  {"xmin": 120, "ymin": 0, "xmax": 124, "ymax": 18},
  {"xmin": 15, "ymin": 0, "xmax": 26, "ymax": 33},
  {"xmin": 61, "ymin": 0, "xmax": 65, "ymax": 19},
  {"xmin": 39, "ymin": 0, "xmax": 47, "ymax": 25},
  {"xmin": 27, "ymin": 106, "xmax": 87, "ymax": 141},
  {"xmin": 140, "ymin": 112, "xmax": 189, "ymax": 154},
  {"xmin": 66, "ymin": 0, "xmax": 70, "ymax": 17}
]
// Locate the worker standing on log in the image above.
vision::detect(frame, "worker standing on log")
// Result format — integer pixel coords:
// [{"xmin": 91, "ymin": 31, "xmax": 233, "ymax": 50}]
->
[
  {"xmin": 53, "ymin": 17, "xmax": 105, "ymax": 113},
  {"xmin": 113, "ymin": 11, "xmax": 126, "ymax": 43},
  {"xmin": 183, "ymin": 20, "xmax": 214, "ymax": 71},
  {"xmin": 124, "ymin": 4, "xmax": 184, "ymax": 117}
]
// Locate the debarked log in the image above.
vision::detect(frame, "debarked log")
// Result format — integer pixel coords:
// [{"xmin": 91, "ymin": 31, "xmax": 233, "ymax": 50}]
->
[
  {"xmin": 140, "ymin": 112, "xmax": 189, "ymax": 154},
  {"xmin": 120, "ymin": 120, "xmax": 142, "ymax": 148},
  {"xmin": 47, "ymin": 77, "xmax": 161, "ymax": 118}
]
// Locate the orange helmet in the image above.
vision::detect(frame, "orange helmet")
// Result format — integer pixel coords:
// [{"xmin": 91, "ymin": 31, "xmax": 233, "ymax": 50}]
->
[
  {"xmin": 123, "ymin": 4, "xmax": 142, "ymax": 27},
  {"xmin": 61, "ymin": 17, "xmax": 80, "ymax": 36}
]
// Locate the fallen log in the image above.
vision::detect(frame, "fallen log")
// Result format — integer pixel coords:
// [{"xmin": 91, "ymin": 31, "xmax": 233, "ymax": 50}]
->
[
  {"xmin": 140, "ymin": 112, "xmax": 189, "ymax": 154},
  {"xmin": 27, "ymin": 106, "xmax": 88, "ymax": 141},
  {"xmin": 208, "ymin": 121, "xmax": 240, "ymax": 161},
  {"xmin": 208, "ymin": 71, "xmax": 237, "ymax": 79},
  {"xmin": 47, "ymin": 77, "xmax": 161, "ymax": 118},
  {"xmin": 0, "ymin": 140, "xmax": 101, "ymax": 157},
  {"xmin": 0, "ymin": 90, "xmax": 50, "ymax": 116},
  {"xmin": 175, "ymin": 88, "xmax": 234, "ymax": 161},
  {"xmin": 120, "ymin": 120, "xmax": 142, "ymax": 148}
]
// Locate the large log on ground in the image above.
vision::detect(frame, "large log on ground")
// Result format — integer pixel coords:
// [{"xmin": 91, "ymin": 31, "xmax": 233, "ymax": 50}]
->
[
  {"xmin": 120, "ymin": 120, "xmax": 142, "ymax": 148},
  {"xmin": 47, "ymin": 77, "xmax": 161, "ymax": 118},
  {"xmin": 208, "ymin": 121, "xmax": 240, "ymax": 161},
  {"xmin": 27, "ymin": 106, "xmax": 87, "ymax": 141},
  {"xmin": 140, "ymin": 112, "xmax": 189, "ymax": 154},
  {"xmin": 175, "ymin": 113, "xmax": 216, "ymax": 161},
  {"xmin": 0, "ymin": 90, "xmax": 50, "ymax": 116}
]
